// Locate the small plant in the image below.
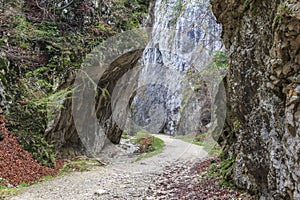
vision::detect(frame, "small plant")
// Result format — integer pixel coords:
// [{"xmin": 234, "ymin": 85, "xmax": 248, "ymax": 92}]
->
[
  {"xmin": 121, "ymin": 132, "xmax": 129, "ymax": 139},
  {"xmin": 17, "ymin": 182, "xmax": 27, "ymax": 188},
  {"xmin": 0, "ymin": 180, "xmax": 28, "ymax": 199},
  {"xmin": 16, "ymin": 131, "xmax": 56, "ymax": 167}
]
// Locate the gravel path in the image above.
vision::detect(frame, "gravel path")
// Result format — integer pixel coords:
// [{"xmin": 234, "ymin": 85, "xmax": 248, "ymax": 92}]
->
[{"xmin": 12, "ymin": 134, "xmax": 208, "ymax": 200}]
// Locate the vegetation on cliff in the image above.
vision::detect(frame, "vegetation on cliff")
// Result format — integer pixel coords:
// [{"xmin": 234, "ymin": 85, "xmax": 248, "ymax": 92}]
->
[{"xmin": 0, "ymin": 0, "xmax": 150, "ymax": 167}]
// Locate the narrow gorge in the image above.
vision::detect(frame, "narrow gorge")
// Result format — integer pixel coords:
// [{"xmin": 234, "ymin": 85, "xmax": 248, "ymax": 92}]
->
[
  {"xmin": 45, "ymin": 0, "xmax": 224, "ymax": 156},
  {"xmin": 0, "ymin": 0, "xmax": 300, "ymax": 199}
]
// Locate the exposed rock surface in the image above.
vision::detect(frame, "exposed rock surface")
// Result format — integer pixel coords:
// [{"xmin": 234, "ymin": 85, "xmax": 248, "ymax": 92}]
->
[
  {"xmin": 212, "ymin": 0, "xmax": 300, "ymax": 198},
  {"xmin": 132, "ymin": 0, "xmax": 223, "ymax": 135},
  {"xmin": 47, "ymin": 0, "xmax": 224, "ymax": 156}
]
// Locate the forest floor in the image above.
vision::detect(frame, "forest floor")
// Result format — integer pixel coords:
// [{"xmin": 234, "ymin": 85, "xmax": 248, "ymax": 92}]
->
[{"xmin": 7, "ymin": 134, "xmax": 255, "ymax": 200}]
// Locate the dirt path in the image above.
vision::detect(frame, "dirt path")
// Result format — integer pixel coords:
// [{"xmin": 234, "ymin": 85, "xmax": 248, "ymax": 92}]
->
[{"xmin": 12, "ymin": 134, "xmax": 208, "ymax": 200}]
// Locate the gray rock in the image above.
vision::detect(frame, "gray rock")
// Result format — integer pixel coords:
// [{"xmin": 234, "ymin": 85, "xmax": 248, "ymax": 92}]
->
[
  {"xmin": 94, "ymin": 189, "xmax": 108, "ymax": 196},
  {"xmin": 212, "ymin": 0, "xmax": 300, "ymax": 198},
  {"xmin": 132, "ymin": 0, "xmax": 223, "ymax": 135}
]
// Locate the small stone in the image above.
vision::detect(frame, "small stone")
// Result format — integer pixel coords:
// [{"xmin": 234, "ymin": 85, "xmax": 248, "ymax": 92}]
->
[
  {"xmin": 146, "ymin": 197, "xmax": 155, "ymax": 200},
  {"xmin": 283, "ymin": 64, "xmax": 291, "ymax": 75},
  {"xmin": 274, "ymin": 67, "xmax": 282, "ymax": 77},
  {"xmin": 267, "ymin": 82, "xmax": 275, "ymax": 89},
  {"xmin": 94, "ymin": 189, "xmax": 108, "ymax": 196}
]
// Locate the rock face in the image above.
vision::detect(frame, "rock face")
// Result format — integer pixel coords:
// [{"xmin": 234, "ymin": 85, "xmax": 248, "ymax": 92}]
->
[
  {"xmin": 131, "ymin": 0, "xmax": 223, "ymax": 135},
  {"xmin": 47, "ymin": 0, "xmax": 224, "ymax": 155},
  {"xmin": 212, "ymin": 0, "xmax": 300, "ymax": 198},
  {"xmin": 47, "ymin": 48, "xmax": 144, "ymax": 155}
]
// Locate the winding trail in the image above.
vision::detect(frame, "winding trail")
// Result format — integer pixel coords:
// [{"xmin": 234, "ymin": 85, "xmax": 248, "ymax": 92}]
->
[{"xmin": 12, "ymin": 134, "xmax": 208, "ymax": 200}]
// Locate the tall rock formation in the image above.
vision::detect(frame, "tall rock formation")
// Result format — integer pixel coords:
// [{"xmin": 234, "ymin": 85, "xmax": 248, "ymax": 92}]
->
[
  {"xmin": 131, "ymin": 0, "xmax": 223, "ymax": 135},
  {"xmin": 46, "ymin": 0, "xmax": 224, "ymax": 156},
  {"xmin": 212, "ymin": 0, "xmax": 300, "ymax": 198}
]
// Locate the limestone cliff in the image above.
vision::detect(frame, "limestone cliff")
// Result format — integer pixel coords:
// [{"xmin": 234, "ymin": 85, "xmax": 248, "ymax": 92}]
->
[
  {"xmin": 46, "ymin": 0, "xmax": 224, "ymax": 156},
  {"xmin": 132, "ymin": 0, "xmax": 223, "ymax": 135},
  {"xmin": 212, "ymin": 0, "xmax": 300, "ymax": 198}
]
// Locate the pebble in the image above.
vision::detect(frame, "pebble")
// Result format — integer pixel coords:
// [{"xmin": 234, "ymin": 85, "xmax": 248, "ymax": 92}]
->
[{"xmin": 94, "ymin": 189, "xmax": 108, "ymax": 196}]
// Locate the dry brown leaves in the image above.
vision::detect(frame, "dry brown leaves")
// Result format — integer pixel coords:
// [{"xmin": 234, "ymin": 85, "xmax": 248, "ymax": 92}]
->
[
  {"xmin": 149, "ymin": 158, "xmax": 256, "ymax": 200},
  {"xmin": 0, "ymin": 115, "xmax": 64, "ymax": 186}
]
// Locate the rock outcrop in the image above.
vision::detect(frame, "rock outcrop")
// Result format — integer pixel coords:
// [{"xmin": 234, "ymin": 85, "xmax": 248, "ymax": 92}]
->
[
  {"xmin": 131, "ymin": 0, "xmax": 223, "ymax": 135},
  {"xmin": 47, "ymin": 0, "xmax": 224, "ymax": 156},
  {"xmin": 212, "ymin": 0, "xmax": 300, "ymax": 198}
]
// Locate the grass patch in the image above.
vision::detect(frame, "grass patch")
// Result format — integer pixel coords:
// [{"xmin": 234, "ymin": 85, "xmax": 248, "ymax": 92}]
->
[
  {"xmin": 0, "ymin": 181, "xmax": 28, "ymax": 200},
  {"xmin": 131, "ymin": 130, "xmax": 164, "ymax": 161},
  {"xmin": 121, "ymin": 132, "xmax": 129, "ymax": 139},
  {"xmin": 135, "ymin": 137, "xmax": 164, "ymax": 161},
  {"xmin": 59, "ymin": 158, "xmax": 105, "ymax": 174},
  {"xmin": 0, "ymin": 187, "xmax": 24, "ymax": 199}
]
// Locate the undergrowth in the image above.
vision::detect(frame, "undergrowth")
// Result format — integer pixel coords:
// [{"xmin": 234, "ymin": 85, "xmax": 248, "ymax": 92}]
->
[{"xmin": 0, "ymin": 0, "xmax": 151, "ymax": 168}]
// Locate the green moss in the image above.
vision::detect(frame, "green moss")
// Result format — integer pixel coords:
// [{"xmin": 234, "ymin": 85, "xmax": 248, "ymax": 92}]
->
[
  {"xmin": 206, "ymin": 156, "xmax": 236, "ymax": 188},
  {"xmin": 233, "ymin": 119, "xmax": 241, "ymax": 129},
  {"xmin": 59, "ymin": 158, "xmax": 105, "ymax": 174}
]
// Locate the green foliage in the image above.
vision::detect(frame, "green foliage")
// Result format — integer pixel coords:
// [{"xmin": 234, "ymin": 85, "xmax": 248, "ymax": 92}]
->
[
  {"xmin": 0, "ymin": 187, "xmax": 22, "ymax": 199},
  {"xmin": 1, "ymin": 0, "xmax": 152, "ymax": 170},
  {"xmin": 219, "ymin": 158, "xmax": 236, "ymax": 187},
  {"xmin": 17, "ymin": 182, "xmax": 27, "ymax": 188},
  {"xmin": 242, "ymin": 0, "xmax": 252, "ymax": 5},
  {"xmin": 121, "ymin": 132, "xmax": 129, "ymax": 139},
  {"xmin": 18, "ymin": 133, "xmax": 56, "ymax": 167},
  {"xmin": 6, "ymin": 98, "xmax": 54, "ymax": 167},
  {"xmin": 206, "ymin": 157, "xmax": 236, "ymax": 188},
  {"xmin": 7, "ymin": 72, "xmax": 72, "ymax": 167},
  {"xmin": 209, "ymin": 144, "xmax": 223, "ymax": 155},
  {"xmin": 212, "ymin": 51, "xmax": 229, "ymax": 69},
  {"xmin": 0, "ymin": 180, "xmax": 27, "ymax": 199}
]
